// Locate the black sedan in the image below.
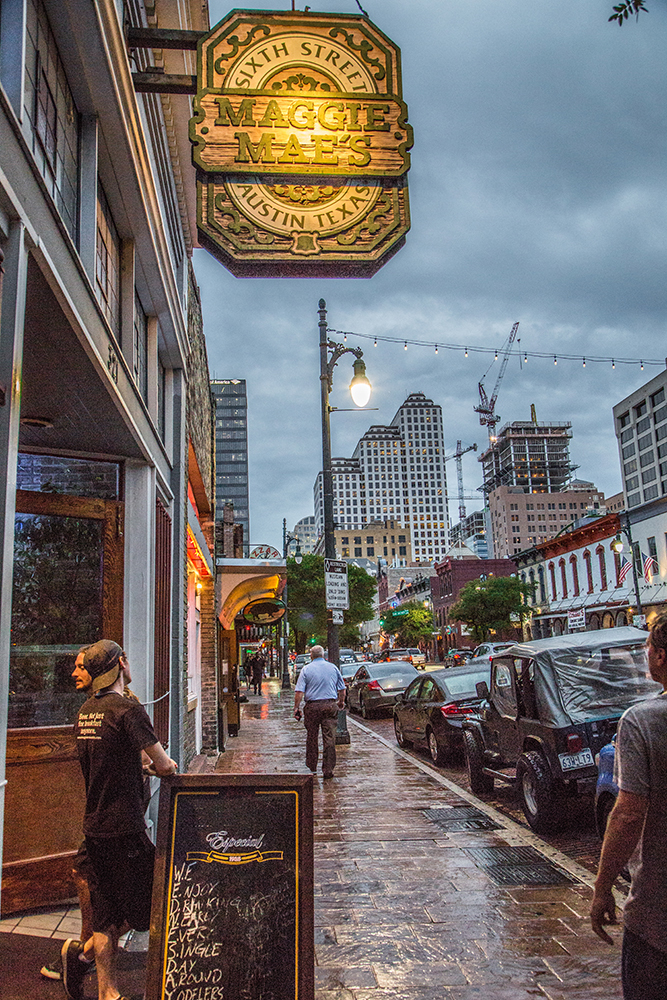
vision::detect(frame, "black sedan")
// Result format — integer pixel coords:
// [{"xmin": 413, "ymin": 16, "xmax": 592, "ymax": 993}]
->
[
  {"xmin": 348, "ymin": 661, "xmax": 419, "ymax": 718},
  {"xmin": 393, "ymin": 663, "xmax": 491, "ymax": 765}
]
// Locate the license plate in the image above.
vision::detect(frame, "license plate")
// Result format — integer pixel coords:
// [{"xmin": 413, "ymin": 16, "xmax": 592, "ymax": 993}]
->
[{"xmin": 558, "ymin": 748, "xmax": 594, "ymax": 771}]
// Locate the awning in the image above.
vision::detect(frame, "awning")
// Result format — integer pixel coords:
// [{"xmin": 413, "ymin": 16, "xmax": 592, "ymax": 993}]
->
[{"xmin": 216, "ymin": 558, "xmax": 286, "ymax": 630}]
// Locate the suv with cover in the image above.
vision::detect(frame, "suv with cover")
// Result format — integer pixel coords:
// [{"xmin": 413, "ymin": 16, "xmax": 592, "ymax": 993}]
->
[{"xmin": 462, "ymin": 627, "xmax": 658, "ymax": 833}]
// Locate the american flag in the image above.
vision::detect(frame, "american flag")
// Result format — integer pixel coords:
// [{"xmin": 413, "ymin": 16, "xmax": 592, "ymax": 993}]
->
[
  {"xmin": 643, "ymin": 552, "xmax": 658, "ymax": 581},
  {"xmin": 618, "ymin": 557, "xmax": 632, "ymax": 585}
]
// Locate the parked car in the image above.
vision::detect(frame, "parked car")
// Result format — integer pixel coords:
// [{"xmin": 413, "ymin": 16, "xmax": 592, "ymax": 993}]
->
[
  {"xmin": 594, "ymin": 739, "xmax": 618, "ymax": 838},
  {"xmin": 443, "ymin": 648, "xmax": 474, "ymax": 667},
  {"xmin": 462, "ymin": 627, "xmax": 659, "ymax": 833},
  {"xmin": 471, "ymin": 642, "xmax": 515, "ymax": 663},
  {"xmin": 382, "ymin": 647, "xmax": 426, "ymax": 667},
  {"xmin": 393, "ymin": 662, "xmax": 491, "ymax": 765},
  {"xmin": 339, "ymin": 648, "xmax": 362, "ymax": 664},
  {"xmin": 293, "ymin": 653, "xmax": 310, "ymax": 681},
  {"xmin": 348, "ymin": 661, "xmax": 419, "ymax": 718}
]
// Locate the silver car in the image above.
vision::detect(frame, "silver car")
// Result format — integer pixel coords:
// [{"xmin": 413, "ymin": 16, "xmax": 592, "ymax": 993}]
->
[{"xmin": 348, "ymin": 661, "xmax": 420, "ymax": 718}]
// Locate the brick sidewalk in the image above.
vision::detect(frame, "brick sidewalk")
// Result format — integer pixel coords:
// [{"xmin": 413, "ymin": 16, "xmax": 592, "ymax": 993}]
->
[{"xmin": 191, "ymin": 679, "xmax": 624, "ymax": 1000}]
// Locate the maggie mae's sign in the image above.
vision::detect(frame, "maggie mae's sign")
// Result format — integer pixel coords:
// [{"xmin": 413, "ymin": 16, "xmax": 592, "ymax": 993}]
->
[{"xmin": 190, "ymin": 10, "xmax": 413, "ymax": 277}]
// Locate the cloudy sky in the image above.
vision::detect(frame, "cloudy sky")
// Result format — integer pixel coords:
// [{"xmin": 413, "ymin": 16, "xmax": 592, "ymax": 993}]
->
[{"xmin": 196, "ymin": 0, "xmax": 667, "ymax": 551}]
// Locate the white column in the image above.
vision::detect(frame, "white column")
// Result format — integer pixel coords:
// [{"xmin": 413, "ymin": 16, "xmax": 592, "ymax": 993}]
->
[
  {"xmin": 0, "ymin": 221, "xmax": 29, "ymax": 914},
  {"xmin": 123, "ymin": 462, "xmax": 156, "ymax": 709}
]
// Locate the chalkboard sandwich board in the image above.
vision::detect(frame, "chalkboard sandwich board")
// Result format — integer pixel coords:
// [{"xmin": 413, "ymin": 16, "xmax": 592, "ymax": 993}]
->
[{"xmin": 146, "ymin": 774, "xmax": 314, "ymax": 1000}]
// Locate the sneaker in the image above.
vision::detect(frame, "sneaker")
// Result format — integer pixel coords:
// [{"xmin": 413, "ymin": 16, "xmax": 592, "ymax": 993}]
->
[
  {"xmin": 61, "ymin": 939, "xmax": 86, "ymax": 1000},
  {"xmin": 40, "ymin": 956, "xmax": 62, "ymax": 980}
]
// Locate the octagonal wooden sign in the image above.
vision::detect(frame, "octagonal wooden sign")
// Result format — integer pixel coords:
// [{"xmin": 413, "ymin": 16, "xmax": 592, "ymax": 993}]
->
[{"xmin": 190, "ymin": 10, "xmax": 412, "ymax": 277}]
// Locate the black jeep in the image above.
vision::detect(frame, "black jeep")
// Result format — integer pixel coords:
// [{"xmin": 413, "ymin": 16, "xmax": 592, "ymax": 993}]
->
[{"xmin": 462, "ymin": 627, "xmax": 658, "ymax": 833}]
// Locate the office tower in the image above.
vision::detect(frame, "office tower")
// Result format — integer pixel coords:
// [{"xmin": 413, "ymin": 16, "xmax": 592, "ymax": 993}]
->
[
  {"xmin": 288, "ymin": 516, "xmax": 318, "ymax": 555},
  {"xmin": 613, "ymin": 371, "xmax": 667, "ymax": 509},
  {"xmin": 480, "ymin": 419, "xmax": 574, "ymax": 495},
  {"xmin": 211, "ymin": 379, "xmax": 249, "ymax": 552},
  {"xmin": 314, "ymin": 392, "xmax": 449, "ymax": 563},
  {"xmin": 488, "ymin": 482, "xmax": 605, "ymax": 558}
]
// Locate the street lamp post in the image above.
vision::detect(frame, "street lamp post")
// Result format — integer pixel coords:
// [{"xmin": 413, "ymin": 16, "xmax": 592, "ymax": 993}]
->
[
  {"xmin": 282, "ymin": 518, "xmax": 302, "ymax": 689},
  {"xmin": 318, "ymin": 298, "xmax": 371, "ymax": 744},
  {"xmin": 611, "ymin": 513, "xmax": 644, "ymax": 620}
]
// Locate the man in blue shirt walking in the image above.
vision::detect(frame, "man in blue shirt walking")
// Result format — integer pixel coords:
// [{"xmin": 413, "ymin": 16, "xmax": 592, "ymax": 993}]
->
[{"xmin": 294, "ymin": 646, "xmax": 346, "ymax": 779}]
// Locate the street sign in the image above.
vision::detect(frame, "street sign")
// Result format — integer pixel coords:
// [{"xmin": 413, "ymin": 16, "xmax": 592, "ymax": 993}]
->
[
  {"xmin": 633, "ymin": 614, "xmax": 647, "ymax": 627},
  {"xmin": 325, "ymin": 559, "xmax": 349, "ymax": 610},
  {"xmin": 568, "ymin": 608, "xmax": 586, "ymax": 630},
  {"xmin": 331, "ymin": 609, "xmax": 344, "ymax": 625}
]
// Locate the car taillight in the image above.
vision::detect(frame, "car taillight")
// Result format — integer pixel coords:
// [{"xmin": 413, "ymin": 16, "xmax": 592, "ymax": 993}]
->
[
  {"xmin": 566, "ymin": 732, "xmax": 583, "ymax": 753},
  {"xmin": 367, "ymin": 680, "xmax": 381, "ymax": 691},
  {"xmin": 440, "ymin": 703, "xmax": 475, "ymax": 717}
]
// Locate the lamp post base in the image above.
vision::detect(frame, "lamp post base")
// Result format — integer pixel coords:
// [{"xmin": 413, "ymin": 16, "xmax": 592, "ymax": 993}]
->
[{"xmin": 335, "ymin": 708, "xmax": 351, "ymax": 745}]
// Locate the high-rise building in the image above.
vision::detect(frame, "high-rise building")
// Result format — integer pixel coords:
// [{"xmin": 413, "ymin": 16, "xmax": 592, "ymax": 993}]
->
[
  {"xmin": 480, "ymin": 419, "xmax": 574, "ymax": 495},
  {"xmin": 449, "ymin": 510, "xmax": 489, "ymax": 558},
  {"xmin": 288, "ymin": 515, "xmax": 318, "ymax": 555},
  {"xmin": 314, "ymin": 392, "xmax": 449, "ymax": 563},
  {"xmin": 211, "ymin": 379, "xmax": 250, "ymax": 552},
  {"xmin": 613, "ymin": 371, "xmax": 667, "ymax": 508},
  {"xmin": 488, "ymin": 482, "xmax": 605, "ymax": 557}
]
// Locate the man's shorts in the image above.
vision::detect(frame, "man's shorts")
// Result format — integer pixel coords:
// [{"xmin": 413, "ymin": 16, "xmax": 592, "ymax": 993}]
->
[
  {"xmin": 85, "ymin": 832, "xmax": 155, "ymax": 933},
  {"xmin": 72, "ymin": 840, "xmax": 95, "ymax": 881}
]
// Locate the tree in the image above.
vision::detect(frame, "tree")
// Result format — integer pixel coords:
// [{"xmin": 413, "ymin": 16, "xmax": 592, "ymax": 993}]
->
[
  {"xmin": 609, "ymin": 0, "xmax": 648, "ymax": 24},
  {"xmin": 381, "ymin": 602, "xmax": 434, "ymax": 647},
  {"xmin": 449, "ymin": 575, "xmax": 534, "ymax": 643},
  {"xmin": 286, "ymin": 554, "xmax": 376, "ymax": 652}
]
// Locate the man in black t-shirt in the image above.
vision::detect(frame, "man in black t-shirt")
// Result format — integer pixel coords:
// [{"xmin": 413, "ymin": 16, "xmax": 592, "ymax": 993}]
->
[{"xmin": 62, "ymin": 640, "xmax": 177, "ymax": 1000}]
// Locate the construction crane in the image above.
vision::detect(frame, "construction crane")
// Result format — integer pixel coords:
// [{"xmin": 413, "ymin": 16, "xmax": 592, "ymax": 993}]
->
[
  {"xmin": 475, "ymin": 321, "xmax": 520, "ymax": 443},
  {"xmin": 444, "ymin": 440, "xmax": 477, "ymax": 522}
]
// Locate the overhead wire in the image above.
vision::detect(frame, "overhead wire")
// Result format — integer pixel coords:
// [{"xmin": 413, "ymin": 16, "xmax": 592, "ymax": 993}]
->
[{"xmin": 327, "ymin": 327, "xmax": 662, "ymax": 368}]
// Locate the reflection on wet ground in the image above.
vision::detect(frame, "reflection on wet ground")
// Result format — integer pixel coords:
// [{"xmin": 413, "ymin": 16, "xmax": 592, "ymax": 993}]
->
[{"xmin": 195, "ymin": 679, "xmax": 624, "ymax": 999}]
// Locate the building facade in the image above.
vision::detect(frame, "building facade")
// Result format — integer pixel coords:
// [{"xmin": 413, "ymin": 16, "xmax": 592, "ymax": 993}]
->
[
  {"xmin": 314, "ymin": 391, "xmax": 449, "ymax": 563},
  {"xmin": 432, "ymin": 551, "xmax": 518, "ymax": 651},
  {"xmin": 613, "ymin": 369, "xmax": 667, "ymax": 509},
  {"xmin": 489, "ymin": 482, "xmax": 606, "ymax": 557},
  {"xmin": 0, "ymin": 0, "xmax": 214, "ymax": 914},
  {"xmin": 449, "ymin": 510, "xmax": 489, "ymax": 558},
  {"xmin": 288, "ymin": 515, "xmax": 318, "ymax": 555},
  {"xmin": 333, "ymin": 519, "xmax": 412, "ymax": 564},
  {"xmin": 480, "ymin": 419, "xmax": 574, "ymax": 495},
  {"xmin": 211, "ymin": 379, "xmax": 250, "ymax": 553}
]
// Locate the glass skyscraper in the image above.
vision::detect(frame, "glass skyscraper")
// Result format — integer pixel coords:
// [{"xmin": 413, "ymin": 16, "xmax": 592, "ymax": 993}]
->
[{"xmin": 211, "ymin": 379, "xmax": 249, "ymax": 553}]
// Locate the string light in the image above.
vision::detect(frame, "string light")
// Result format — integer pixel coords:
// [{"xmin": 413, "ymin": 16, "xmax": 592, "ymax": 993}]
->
[
  {"xmin": 343, "ymin": 332, "xmax": 347, "ymax": 342},
  {"xmin": 494, "ymin": 348, "xmax": 498, "ymax": 360},
  {"xmin": 465, "ymin": 347, "xmax": 468, "ymax": 357},
  {"xmin": 435, "ymin": 344, "xmax": 438, "ymax": 354},
  {"xmin": 554, "ymin": 356, "xmax": 557, "ymax": 365},
  {"xmin": 374, "ymin": 336, "xmax": 377, "ymax": 347},
  {"xmin": 641, "ymin": 360, "xmax": 644, "ymax": 370},
  {"xmin": 582, "ymin": 358, "xmax": 586, "ymax": 367},
  {"xmin": 404, "ymin": 341, "xmax": 408, "ymax": 350},
  {"xmin": 612, "ymin": 359, "xmax": 615, "ymax": 369},
  {"xmin": 524, "ymin": 352, "xmax": 528, "ymax": 364}
]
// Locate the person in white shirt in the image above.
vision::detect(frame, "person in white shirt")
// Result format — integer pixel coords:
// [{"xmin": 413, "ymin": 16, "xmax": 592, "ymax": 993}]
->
[{"xmin": 293, "ymin": 646, "xmax": 345, "ymax": 779}]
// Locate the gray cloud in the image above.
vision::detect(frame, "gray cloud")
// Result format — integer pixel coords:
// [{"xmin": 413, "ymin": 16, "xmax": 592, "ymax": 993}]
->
[{"xmin": 200, "ymin": 0, "xmax": 667, "ymax": 547}]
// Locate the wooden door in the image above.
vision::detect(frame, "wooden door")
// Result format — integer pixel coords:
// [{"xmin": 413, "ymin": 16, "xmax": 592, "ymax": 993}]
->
[{"xmin": 2, "ymin": 490, "xmax": 124, "ymax": 915}]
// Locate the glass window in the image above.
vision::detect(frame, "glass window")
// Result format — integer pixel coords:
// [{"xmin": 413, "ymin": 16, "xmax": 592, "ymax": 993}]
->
[
  {"xmin": 133, "ymin": 292, "xmax": 148, "ymax": 403},
  {"xmin": 16, "ymin": 454, "xmax": 120, "ymax": 499},
  {"xmin": 24, "ymin": 0, "xmax": 80, "ymax": 239},
  {"xmin": 96, "ymin": 184, "xmax": 121, "ymax": 334}
]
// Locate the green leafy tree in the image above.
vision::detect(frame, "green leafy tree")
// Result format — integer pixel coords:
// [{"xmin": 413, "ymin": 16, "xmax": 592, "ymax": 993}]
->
[
  {"xmin": 449, "ymin": 575, "xmax": 534, "ymax": 643},
  {"xmin": 609, "ymin": 0, "xmax": 647, "ymax": 24},
  {"xmin": 286, "ymin": 554, "xmax": 376, "ymax": 652},
  {"xmin": 381, "ymin": 602, "xmax": 433, "ymax": 647}
]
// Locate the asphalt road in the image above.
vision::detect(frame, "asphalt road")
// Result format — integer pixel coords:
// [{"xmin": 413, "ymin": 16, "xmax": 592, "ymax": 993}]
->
[{"xmin": 352, "ymin": 710, "xmax": 606, "ymax": 878}]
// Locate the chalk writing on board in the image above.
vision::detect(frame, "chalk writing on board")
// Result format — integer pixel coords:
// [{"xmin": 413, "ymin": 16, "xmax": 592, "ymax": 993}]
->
[{"xmin": 160, "ymin": 790, "xmax": 299, "ymax": 1000}]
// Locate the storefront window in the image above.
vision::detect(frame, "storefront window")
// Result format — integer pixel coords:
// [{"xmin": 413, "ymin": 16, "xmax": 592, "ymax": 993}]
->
[{"xmin": 17, "ymin": 453, "xmax": 120, "ymax": 499}]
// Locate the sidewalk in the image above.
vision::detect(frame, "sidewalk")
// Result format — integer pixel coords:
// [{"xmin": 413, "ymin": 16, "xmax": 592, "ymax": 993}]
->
[{"xmin": 197, "ymin": 678, "xmax": 624, "ymax": 1000}]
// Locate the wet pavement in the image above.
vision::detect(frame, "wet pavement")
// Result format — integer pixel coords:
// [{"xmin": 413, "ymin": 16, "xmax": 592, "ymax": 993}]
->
[{"xmin": 192, "ymin": 679, "xmax": 626, "ymax": 999}]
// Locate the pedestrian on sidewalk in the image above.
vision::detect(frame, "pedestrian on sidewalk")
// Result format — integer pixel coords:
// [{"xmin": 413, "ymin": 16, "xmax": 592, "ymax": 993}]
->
[
  {"xmin": 590, "ymin": 613, "xmax": 667, "ymax": 1000},
  {"xmin": 252, "ymin": 654, "xmax": 264, "ymax": 695},
  {"xmin": 63, "ymin": 639, "xmax": 177, "ymax": 1000},
  {"xmin": 293, "ymin": 645, "xmax": 345, "ymax": 779}
]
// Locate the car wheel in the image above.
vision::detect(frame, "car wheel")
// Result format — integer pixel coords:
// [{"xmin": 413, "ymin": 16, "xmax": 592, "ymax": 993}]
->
[
  {"xmin": 516, "ymin": 750, "xmax": 563, "ymax": 833},
  {"xmin": 360, "ymin": 695, "xmax": 372, "ymax": 719},
  {"xmin": 596, "ymin": 793, "xmax": 616, "ymax": 839},
  {"xmin": 463, "ymin": 730, "xmax": 494, "ymax": 794},
  {"xmin": 394, "ymin": 716, "xmax": 412, "ymax": 748},
  {"xmin": 427, "ymin": 728, "xmax": 447, "ymax": 767}
]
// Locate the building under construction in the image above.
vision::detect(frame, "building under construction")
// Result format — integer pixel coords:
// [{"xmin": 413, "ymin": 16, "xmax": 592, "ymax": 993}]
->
[{"xmin": 480, "ymin": 419, "xmax": 575, "ymax": 495}]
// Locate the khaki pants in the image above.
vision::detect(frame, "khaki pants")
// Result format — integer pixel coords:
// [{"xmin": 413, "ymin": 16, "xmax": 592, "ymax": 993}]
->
[{"xmin": 304, "ymin": 699, "xmax": 338, "ymax": 775}]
